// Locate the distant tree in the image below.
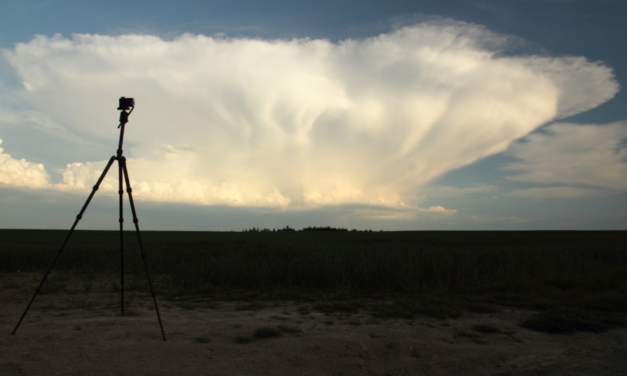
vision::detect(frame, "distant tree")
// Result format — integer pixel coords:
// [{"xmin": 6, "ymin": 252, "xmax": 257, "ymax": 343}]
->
[
  {"xmin": 244, "ymin": 226, "xmax": 380, "ymax": 232},
  {"xmin": 301, "ymin": 226, "xmax": 348, "ymax": 232}
]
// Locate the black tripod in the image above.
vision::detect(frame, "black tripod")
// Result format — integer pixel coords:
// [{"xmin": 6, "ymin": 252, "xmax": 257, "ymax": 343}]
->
[{"xmin": 12, "ymin": 97, "xmax": 166, "ymax": 341}]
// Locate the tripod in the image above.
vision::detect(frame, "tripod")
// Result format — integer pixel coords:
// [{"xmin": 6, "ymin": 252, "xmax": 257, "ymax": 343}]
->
[{"xmin": 12, "ymin": 97, "xmax": 166, "ymax": 341}]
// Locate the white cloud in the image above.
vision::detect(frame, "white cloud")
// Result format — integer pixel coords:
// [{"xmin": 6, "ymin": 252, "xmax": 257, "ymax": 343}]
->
[
  {"xmin": 348, "ymin": 204, "xmax": 457, "ymax": 220},
  {"xmin": 421, "ymin": 206, "xmax": 457, "ymax": 214},
  {"xmin": 0, "ymin": 138, "xmax": 51, "ymax": 188},
  {"xmin": 502, "ymin": 122, "xmax": 627, "ymax": 197},
  {"xmin": 520, "ymin": 56, "xmax": 619, "ymax": 119},
  {"xmin": 0, "ymin": 21, "xmax": 619, "ymax": 208}
]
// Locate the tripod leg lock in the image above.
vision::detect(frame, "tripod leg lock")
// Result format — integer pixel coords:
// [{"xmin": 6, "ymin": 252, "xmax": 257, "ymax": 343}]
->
[
  {"xmin": 92, "ymin": 185, "xmax": 99, "ymax": 191},
  {"xmin": 76, "ymin": 214, "xmax": 83, "ymax": 220},
  {"xmin": 118, "ymin": 189, "xmax": 124, "ymax": 195},
  {"xmin": 119, "ymin": 218, "xmax": 124, "ymax": 223},
  {"xmin": 133, "ymin": 218, "xmax": 139, "ymax": 224}
]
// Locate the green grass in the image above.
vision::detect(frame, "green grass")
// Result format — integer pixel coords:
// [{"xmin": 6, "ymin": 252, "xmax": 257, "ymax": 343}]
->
[
  {"xmin": 0, "ymin": 230, "xmax": 627, "ymax": 292},
  {"xmin": 2, "ymin": 230, "xmax": 625, "ymax": 293},
  {"xmin": 2, "ymin": 230, "xmax": 626, "ymax": 334}
]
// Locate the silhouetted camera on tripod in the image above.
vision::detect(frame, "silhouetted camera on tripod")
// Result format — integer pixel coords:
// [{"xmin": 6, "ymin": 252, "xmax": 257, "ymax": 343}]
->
[
  {"xmin": 117, "ymin": 96, "xmax": 135, "ymax": 111},
  {"xmin": 12, "ymin": 96, "xmax": 166, "ymax": 341},
  {"xmin": 117, "ymin": 97, "xmax": 135, "ymax": 128}
]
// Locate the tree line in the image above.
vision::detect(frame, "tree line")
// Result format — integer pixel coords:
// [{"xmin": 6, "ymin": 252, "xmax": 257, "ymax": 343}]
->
[{"xmin": 242, "ymin": 226, "xmax": 379, "ymax": 232}]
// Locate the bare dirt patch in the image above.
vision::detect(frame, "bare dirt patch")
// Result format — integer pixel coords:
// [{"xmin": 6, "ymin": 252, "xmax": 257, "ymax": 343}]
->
[{"xmin": 1, "ymin": 277, "xmax": 626, "ymax": 375}]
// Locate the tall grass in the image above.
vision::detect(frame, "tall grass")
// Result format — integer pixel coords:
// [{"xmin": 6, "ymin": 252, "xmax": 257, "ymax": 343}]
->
[{"xmin": 1, "ymin": 230, "xmax": 625, "ymax": 294}]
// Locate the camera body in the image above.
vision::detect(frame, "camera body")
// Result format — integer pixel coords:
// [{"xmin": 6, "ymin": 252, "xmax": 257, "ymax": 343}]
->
[{"xmin": 117, "ymin": 97, "xmax": 135, "ymax": 111}]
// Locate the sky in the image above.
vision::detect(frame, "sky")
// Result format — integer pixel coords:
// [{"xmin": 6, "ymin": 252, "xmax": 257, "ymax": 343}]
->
[{"xmin": 0, "ymin": 0, "xmax": 626, "ymax": 231}]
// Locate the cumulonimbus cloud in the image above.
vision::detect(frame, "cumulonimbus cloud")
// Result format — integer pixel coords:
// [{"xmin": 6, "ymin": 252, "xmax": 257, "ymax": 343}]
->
[{"xmin": 0, "ymin": 20, "xmax": 619, "ymax": 208}]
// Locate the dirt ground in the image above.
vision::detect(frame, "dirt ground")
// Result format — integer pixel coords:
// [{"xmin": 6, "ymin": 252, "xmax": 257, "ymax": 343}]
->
[{"xmin": 1, "ymin": 283, "xmax": 626, "ymax": 376}]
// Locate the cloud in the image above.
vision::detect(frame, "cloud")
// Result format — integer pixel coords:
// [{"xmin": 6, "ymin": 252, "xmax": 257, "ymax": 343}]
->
[
  {"xmin": 502, "ymin": 122, "xmax": 627, "ymax": 197},
  {"xmin": 507, "ymin": 186, "xmax": 600, "ymax": 199},
  {"xmin": 470, "ymin": 215, "xmax": 531, "ymax": 225},
  {"xmin": 418, "ymin": 184, "xmax": 498, "ymax": 198},
  {"xmin": 421, "ymin": 206, "xmax": 457, "ymax": 214},
  {"xmin": 0, "ymin": 138, "xmax": 51, "ymax": 188},
  {"xmin": 0, "ymin": 21, "xmax": 619, "ymax": 208},
  {"xmin": 346, "ymin": 204, "xmax": 457, "ymax": 220},
  {"xmin": 520, "ymin": 56, "xmax": 619, "ymax": 119}
]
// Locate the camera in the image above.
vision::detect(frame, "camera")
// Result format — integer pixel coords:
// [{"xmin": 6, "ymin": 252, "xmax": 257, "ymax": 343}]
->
[{"xmin": 117, "ymin": 97, "xmax": 135, "ymax": 111}]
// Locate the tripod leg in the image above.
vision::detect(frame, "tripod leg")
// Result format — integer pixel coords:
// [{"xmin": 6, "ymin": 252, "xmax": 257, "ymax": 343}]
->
[
  {"xmin": 117, "ymin": 156, "xmax": 125, "ymax": 313},
  {"xmin": 121, "ymin": 159, "xmax": 166, "ymax": 341},
  {"xmin": 12, "ymin": 156, "xmax": 117, "ymax": 335}
]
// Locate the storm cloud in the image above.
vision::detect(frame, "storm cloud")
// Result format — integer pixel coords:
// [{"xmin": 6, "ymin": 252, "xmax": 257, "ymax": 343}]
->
[{"xmin": 0, "ymin": 20, "xmax": 619, "ymax": 209}]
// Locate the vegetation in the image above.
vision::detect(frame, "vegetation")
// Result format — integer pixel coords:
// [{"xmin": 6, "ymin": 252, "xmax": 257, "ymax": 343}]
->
[
  {"xmin": 243, "ymin": 226, "xmax": 360, "ymax": 232},
  {"xmin": 302, "ymin": 226, "xmax": 348, "ymax": 232},
  {"xmin": 1, "ymin": 230, "xmax": 626, "ymax": 334}
]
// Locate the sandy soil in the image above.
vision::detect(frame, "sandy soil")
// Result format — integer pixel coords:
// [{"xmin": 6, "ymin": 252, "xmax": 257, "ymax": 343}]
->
[{"xmin": 1, "ymin": 283, "xmax": 626, "ymax": 375}]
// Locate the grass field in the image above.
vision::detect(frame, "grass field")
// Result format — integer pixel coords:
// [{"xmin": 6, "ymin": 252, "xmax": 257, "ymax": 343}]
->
[{"xmin": 1, "ymin": 229, "xmax": 626, "ymax": 334}]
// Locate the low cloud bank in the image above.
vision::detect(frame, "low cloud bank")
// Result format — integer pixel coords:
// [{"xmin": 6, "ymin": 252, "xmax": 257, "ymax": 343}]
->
[
  {"xmin": 503, "ymin": 122, "xmax": 627, "ymax": 198},
  {"xmin": 0, "ymin": 138, "xmax": 50, "ymax": 188},
  {"xmin": 0, "ymin": 20, "xmax": 619, "ymax": 209}
]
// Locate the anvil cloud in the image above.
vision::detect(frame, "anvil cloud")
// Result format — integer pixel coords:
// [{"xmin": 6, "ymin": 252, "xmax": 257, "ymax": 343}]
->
[{"xmin": 0, "ymin": 21, "xmax": 619, "ymax": 209}]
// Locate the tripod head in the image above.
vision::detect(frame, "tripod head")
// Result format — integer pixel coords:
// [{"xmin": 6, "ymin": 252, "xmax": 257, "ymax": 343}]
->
[
  {"xmin": 117, "ymin": 97, "xmax": 135, "ymax": 128},
  {"xmin": 116, "ymin": 97, "xmax": 135, "ymax": 155}
]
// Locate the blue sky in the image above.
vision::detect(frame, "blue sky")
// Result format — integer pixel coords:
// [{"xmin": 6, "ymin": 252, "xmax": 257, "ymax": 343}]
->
[{"xmin": 0, "ymin": 0, "xmax": 626, "ymax": 230}]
